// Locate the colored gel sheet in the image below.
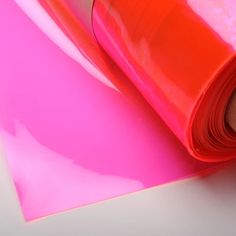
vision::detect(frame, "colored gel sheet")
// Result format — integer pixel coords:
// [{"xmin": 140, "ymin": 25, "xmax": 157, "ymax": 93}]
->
[
  {"xmin": 92, "ymin": 0, "xmax": 236, "ymax": 162},
  {"xmin": 91, "ymin": 0, "xmax": 236, "ymax": 162},
  {"xmin": 41, "ymin": 0, "xmax": 236, "ymax": 162},
  {"xmin": 0, "ymin": 1, "xmax": 218, "ymax": 221}
]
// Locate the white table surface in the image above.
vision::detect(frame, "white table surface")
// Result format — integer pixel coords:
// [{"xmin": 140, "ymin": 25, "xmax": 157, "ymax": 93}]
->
[{"xmin": 1, "ymin": 143, "xmax": 236, "ymax": 236}]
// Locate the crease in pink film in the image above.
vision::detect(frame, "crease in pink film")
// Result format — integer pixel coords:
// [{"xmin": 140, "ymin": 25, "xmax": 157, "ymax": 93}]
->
[{"xmin": 0, "ymin": 1, "xmax": 216, "ymax": 221}]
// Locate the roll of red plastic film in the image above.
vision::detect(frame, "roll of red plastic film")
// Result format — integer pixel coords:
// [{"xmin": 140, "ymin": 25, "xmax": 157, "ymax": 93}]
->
[{"xmin": 40, "ymin": 0, "xmax": 236, "ymax": 162}]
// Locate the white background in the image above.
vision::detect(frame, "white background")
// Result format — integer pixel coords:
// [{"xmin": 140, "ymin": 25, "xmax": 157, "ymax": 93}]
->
[{"xmin": 1, "ymin": 144, "xmax": 236, "ymax": 236}]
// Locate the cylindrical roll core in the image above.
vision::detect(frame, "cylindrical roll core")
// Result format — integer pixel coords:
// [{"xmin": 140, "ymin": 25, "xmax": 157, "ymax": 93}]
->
[{"xmin": 226, "ymin": 91, "xmax": 236, "ymax": 132}]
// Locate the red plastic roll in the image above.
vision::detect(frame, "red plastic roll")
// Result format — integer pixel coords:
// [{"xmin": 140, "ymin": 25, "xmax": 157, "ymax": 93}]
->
[{"xmin": 41, "ymin": 0, "xmax": 236, "ymax": 162}]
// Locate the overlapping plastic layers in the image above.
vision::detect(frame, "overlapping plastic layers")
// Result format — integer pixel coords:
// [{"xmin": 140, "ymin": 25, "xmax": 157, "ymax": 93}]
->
[
  {"xmin": 41, "ymin": 0, "xmax": 236, "ymax": 162},
  {"xmin": 92, "ymin": 0, "xmax": 236, "ymax": 162},
  {"xmin": 0, "ymin": 1, "xmax": 229, "ymax": 221}
]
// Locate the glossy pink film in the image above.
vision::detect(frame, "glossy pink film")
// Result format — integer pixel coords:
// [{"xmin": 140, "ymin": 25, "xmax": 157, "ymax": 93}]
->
[{"xmin": 0, "ymin": 1, "xmax": 218, "ymax": 221}]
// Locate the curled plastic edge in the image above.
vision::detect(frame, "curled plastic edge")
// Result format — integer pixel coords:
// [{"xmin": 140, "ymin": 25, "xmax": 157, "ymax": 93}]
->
[{"xmin": 60, "ymin": 0, "xmax": 94, "ymax": 35}]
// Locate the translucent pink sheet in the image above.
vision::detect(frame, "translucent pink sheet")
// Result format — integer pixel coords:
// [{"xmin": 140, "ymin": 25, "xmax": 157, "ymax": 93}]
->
[{"xmin": 0, "ymin": 1, "xmax": 217, "ymax": 221}]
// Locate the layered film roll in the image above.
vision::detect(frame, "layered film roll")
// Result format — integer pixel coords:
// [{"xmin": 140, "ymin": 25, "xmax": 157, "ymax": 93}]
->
[{"xmin": 40, "ymin": 0, "xmax": 236, "ymax": 162}]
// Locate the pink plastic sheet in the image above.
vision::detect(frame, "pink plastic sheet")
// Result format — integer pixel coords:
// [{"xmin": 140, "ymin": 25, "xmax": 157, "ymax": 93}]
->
[{"xmin": 0, "ymin": 1, "xmax": 217, "ymax": 221}]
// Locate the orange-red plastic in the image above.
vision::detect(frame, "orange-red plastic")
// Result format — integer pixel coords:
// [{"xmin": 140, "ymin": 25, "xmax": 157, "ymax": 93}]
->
[
  {"xmin": 40, "ymin": 0, "xmax": 236, "ymax": 162},
  {"xmin": 92, "ymin": 0, "xmax": 236, "ymax": 162}
]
